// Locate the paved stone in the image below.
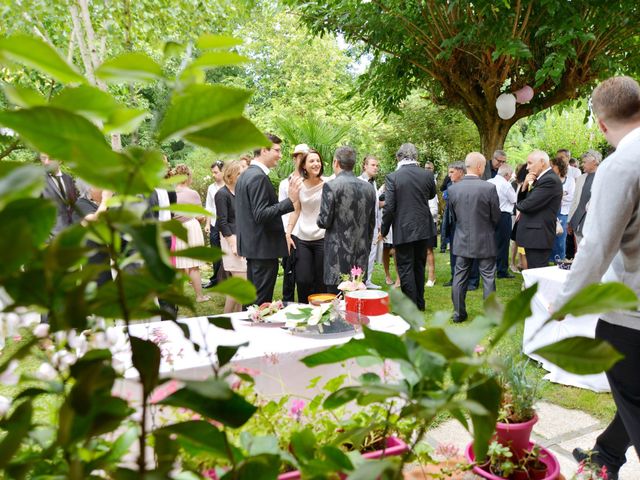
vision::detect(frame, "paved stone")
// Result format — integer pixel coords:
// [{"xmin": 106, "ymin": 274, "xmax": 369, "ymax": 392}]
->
[
  {"xmin": 423, "ymin": 402, "xmax": 640, "ymax": 479},
  {"xmin": 558, "ymin": 430, "xmax": 640, "ymax": 480},
  {"xmin": 533, "ymin": 401, "xmax": 599, "ymax": 441}
]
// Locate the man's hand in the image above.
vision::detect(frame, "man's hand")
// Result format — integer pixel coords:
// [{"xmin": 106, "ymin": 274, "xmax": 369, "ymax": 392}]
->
[
  {"xmin": 228, "ymin": 235, "xmax": 238, "ymax": 256},
  {"xmin": 288, "ymin": 176, "xmax": 302, "ymax": 204}
]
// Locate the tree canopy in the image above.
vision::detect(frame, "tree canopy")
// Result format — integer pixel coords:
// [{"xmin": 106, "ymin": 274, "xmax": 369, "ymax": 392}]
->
[{"xmin": 289, "ymin": 0, "xmax": 640, "ymax": 173}]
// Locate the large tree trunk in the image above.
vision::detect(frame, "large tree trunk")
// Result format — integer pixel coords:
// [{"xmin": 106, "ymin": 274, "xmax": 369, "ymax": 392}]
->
[{"xmin": 478, "ymin": 119, "xmax": 515, "ymax": 179}]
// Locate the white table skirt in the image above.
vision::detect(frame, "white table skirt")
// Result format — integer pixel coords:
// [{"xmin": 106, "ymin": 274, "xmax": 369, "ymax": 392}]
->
[
  {"xmin": 113, "ymin": 311, "xmax": 409, "ymax": 402},
  {"xmin": 522, "ymin": 266, "xmax": 610, "ymax": 392}
]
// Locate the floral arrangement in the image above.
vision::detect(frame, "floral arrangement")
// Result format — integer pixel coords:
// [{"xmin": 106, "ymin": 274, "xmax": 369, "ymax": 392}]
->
[
  {"xmin": 337, "ymin": 266, "xmax": 366, "ymax": 292},
  {"xmin": 247, "ymin": 300, "xmax": 284, "ymax": 322},
  {"xmin": 572, "ymin": 458, "xmax": 610, "ymax": 480}
]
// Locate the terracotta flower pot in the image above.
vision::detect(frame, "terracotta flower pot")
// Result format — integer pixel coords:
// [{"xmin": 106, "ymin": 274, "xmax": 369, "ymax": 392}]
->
[{"xmin": 495, "ymin": 413, "xmax": 538, "ymax": 458}]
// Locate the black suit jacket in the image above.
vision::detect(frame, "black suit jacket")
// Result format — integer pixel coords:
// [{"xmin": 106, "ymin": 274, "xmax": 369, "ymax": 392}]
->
[
  {"xmin": 235, "ymin": 165, "xmax": 294, "ymax": 260},
  {"xmin": 381, "ymin": 164, "xmax": 436, "ymax": 245},
  {"xmin": 43, "ymin": 172, "xmax": 77, "ymax": 237},
  {"xmin": 516, "ymin": 170, "xmax": 563, "ymax": 250}
]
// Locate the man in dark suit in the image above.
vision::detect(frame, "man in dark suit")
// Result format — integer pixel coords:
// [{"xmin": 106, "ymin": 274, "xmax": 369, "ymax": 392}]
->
[
  {"xmin": 515, "ymin": 150, "xmax": 563, "ymax": 269},
  {"xmin": 41, "ymin": 154, "xmax": 77, "ymax": 238},
  {"xmin": 448, "ymin": 152, "xmax": 501, "ymax": 322},
  {"xmin": 380, "ymin": 143, "xmax": 436, "ymax": 310},
  {"xmin": 317, "ymin": 146, "xmax": 376, "ymax": 292},
  {"xmin": 236, "ymin": 134, "xmax": 301, "ymax": 305}
]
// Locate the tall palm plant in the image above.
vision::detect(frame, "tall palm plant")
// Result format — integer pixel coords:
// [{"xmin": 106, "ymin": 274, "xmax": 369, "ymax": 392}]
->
[{"xmin": 274, "ymin": 115, "xmax": 351, "ymax": 178}]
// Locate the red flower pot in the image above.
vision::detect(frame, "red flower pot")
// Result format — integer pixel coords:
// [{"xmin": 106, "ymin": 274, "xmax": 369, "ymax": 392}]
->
[
  {"xmin": 495, "ymin": 414, "xmax": 538, "ymax": 458},
  {"xmin": 345, "ymin": 290, "xmax": 389, "ymax": 316},
  {"xmin": 465, "ymin": 441, "xmax": 560, "ymax": 480},
  {"xmin": 278, "ymin": 436, "xmax": 408, "ymax": 480}
]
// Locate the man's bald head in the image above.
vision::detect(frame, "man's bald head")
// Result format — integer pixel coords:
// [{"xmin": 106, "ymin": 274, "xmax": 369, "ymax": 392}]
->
[
  {"xmin": 526, "ymin": 149, "xmax": 550, "ymax": 176},
  {"xmin": 464, "ymin": 152, "xmax": 487, "ymax": 176}
]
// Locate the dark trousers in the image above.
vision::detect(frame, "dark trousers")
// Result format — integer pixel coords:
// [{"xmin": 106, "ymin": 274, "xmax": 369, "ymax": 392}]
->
[
  {"xmin": 566, "ymin": 231, "xmax": 577, "ymax": 260},
  {"xmin": 448, "ymin": 225, "xmax": 478, "ymax": 287},
  {"xmin": 281, "ymin": 235, "xmax": 297, "ymax": 303},
  {"xmin": 209, "ymin": 226, "xmax": 224, "ymax": 283},
  {"xmin": 247, "ymin": 258, "xmax": 279, "ymax": 305},
  {"xmin": 525, "ymin": 248, "xmax": 551, "ymax": 269},
  {"xmin": 593, "ymin": 320, "xmax": 640, "ymax": 473},
  {"xmin": 395, "ymin": 239, "xmax": 428, "ymax": 310},
  {"xmin": 440, "ymin": 204, "xmax": 450, "ymax": 251},
  {"xmin": 495, "ymin": 212, "xmax": 512, "ymax": 276},
  {"xmin": 296, "ymin": 238, "xmax": 325, "ymax": 303},
  {"xmin": 452, "ymin": 256, "xmax": 496, "ymax": 318}
]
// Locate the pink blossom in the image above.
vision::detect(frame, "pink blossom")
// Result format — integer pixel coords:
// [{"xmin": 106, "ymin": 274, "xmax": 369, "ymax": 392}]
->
[
  {"xmin": 203, "ymin": 469, "xmax": 218, "ymax": 479},
  {"xmin": 350, "ymin": 266, "xmax": 363, "ymax": 278},
  {"xmin": 474, "ymin": 345, "xmax": 486, "ymax": 354},
  {"xmin": 289, "ymin": 398, "xmax": 306, "ymax": 419},
  {"xmin": 149, "ymin": 379, "xmax": 180, "ymax": 404},
  {"xmin": 435, "ymin": 442, "xmax": 460, "ymax": 459},
  {"xmin": 234, "ymin": 366, "xmax": 260, "ymax": 376}
]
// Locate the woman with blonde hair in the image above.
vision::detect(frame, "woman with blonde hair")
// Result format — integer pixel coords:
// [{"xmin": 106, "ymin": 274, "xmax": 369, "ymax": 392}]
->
[
  {"xmin": 215, "ymin": 160, "xmax": 247, "ymax": 312},
  {"xmin": 170, "ymin": 164, "xmax": 210, "ymax": 302}
]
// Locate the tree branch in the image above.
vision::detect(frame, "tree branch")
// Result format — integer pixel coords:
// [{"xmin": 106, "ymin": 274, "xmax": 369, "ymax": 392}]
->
[{"xmin": 0, "ymin": 139, "xmax": 23, "ymax": 160}]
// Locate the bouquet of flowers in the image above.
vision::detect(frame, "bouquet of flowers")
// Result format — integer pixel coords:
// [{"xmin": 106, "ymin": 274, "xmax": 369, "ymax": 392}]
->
[
  {"xmin": 247, "ymin": 300, "xmax": 284, "ymax": 323},
  {"xmin": 337, "ymin": 266, "xmax": 366, "ymax": 293}
]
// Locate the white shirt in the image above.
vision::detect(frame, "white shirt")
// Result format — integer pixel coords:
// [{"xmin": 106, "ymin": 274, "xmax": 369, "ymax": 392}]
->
[
  {"xmin": 488, "ymin": 174, "xmax": 517, "ymax": 213},
  {"xmin": 205, "ymin": 182, "xmax": 223, "ymax": 225},
  {"xmin": 250, "ymin": 159, "xmax": 270, "ymax": 176},
  {"xmin": 279, "ymin": 176, "xmax": 291, "ymax": 229},
  {"xmin": 567, "ymin": 165, "xmax": 582, "ymax": 181},
  {"xmin": 560, "ymin": 176, "xmax": 575, "ymax": 215}
]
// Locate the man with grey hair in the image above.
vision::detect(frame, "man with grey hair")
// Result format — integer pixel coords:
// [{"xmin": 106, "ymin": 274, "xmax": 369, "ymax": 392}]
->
[
  {"xmin": 380, "ymin": 143, "xmax": 436, "ymax": 310},
  {"xmin": 488, "ymin": 149, "xmax": 507, "ymax": 178},
  {"xmin": 515, "ymin": 149, "xmax": 563, "ymax": 268},
  {"xmin": 554, "ymin": 75, "xmax": 640, "ymax": 480},
  {"xmin": 318, "ymin": 146, "xmax": 376, "ymax": 292},
  {"xmin": 488, "ymin": 163, "xmax": 517, "ymax": 278},
  {"xmin": 568, "ymin": 149, "xmax": 602, "ymax": 244},
  {"xmin": 448, "ymin": 152, "xmax": 500, "ymax": 322}
]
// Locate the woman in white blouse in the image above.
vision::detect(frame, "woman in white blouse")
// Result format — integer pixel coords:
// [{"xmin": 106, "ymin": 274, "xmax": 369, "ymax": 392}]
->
[
  {"xmin": 550, "ymin": 155, "xmax": 575, "ymax": 261},
  {"xmin": 285, "ymin": 149, "xmax": 327, "ymax": 303}
]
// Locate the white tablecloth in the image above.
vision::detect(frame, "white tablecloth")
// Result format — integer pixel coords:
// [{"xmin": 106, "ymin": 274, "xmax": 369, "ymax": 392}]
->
[
  {"xmin": 522, "ymin": 266, "xmax": 609, "ymax": 392},
  {"xmin": 113, "ymin": 311, "xmax": 409, "ymax": 401}
]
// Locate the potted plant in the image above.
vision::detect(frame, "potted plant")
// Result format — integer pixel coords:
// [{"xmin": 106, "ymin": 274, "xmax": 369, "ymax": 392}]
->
[
  {"xmin": 521, "ymin": 445, "xmax": 548, "ymax": 480},
  {"xmin": 496, "ymin": 359, "xmax": 541, "ymax": 458}
]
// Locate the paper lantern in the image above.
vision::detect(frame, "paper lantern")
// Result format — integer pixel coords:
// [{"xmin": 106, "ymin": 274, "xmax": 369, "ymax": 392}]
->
[
  {"xmin": 496, "ymin": 93, "xmax": 516, "ymax": 119},
  {"xmin": 514, "ymin": 85, "xmax": 534, "ymax": 104}
]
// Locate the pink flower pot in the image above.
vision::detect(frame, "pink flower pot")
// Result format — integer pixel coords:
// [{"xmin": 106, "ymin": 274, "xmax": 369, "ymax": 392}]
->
[
  {"xmin": 465, "ymin": 441, "xmax": 560, "ymax": 480},
  {"xmin": 495, "ymin": 413, "xmax": 538, "ymax": 458},
  {"xmin": 278, "ymin": 436, "xmax": 408, "ymax": 480}
]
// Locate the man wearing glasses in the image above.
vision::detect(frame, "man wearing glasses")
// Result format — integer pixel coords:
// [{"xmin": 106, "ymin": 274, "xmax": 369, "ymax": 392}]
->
[{"xmin": 489, "ymin": 149, "xmax": 507, "ymax": 179}]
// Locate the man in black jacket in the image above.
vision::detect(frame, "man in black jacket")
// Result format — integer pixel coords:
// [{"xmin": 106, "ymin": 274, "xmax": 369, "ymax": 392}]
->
[
  {"xmin": 236, "ymin": 134, "xmax": 301, "ymax": 305},
  {"xmin": 515, "ymin": 150, "xmax": 563, "ymax": 269},
  {"xmin": 381, "ymin": 143, "xmax": 436, "ymax": 310}
]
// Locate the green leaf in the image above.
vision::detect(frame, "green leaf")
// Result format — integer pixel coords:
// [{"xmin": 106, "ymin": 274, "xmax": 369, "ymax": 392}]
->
[
  {"xmin": 321, "ymin": 445, "xmax": 354, "ymax": 471},
  {"xmin": 210, "ymin": 277, "xmax": 257, "ymax": 304},
  {"xmin": 184, "ymin": 117, "xmax": 270, "ymax": 154},
  {"xmin": 0, "ymin": 401, "xmax": 33, "ymax": 469},
  {"xmin": 408, "ymin": 328, "xmax": 466, "ymax": 359},
  {"xmin": 130, "ymin": 337, "xmax": 161, "ymax": 397},
  {"xmin": 104, "ymin": 108, "xmax": 148, "ymax": 135},
  {"xmin": 161, "ymin": 219, "xmax": 188, "ymax": 242},
  {"xmin": 490, "ymin": 284, "xmax": 537, "ymax": 347},
  {"xmin": 552, "ymin": 282, "xmax": 638, "ymax": 320},
  {"xmin": 88, "ymin": 426, "xmax": 138, "ymax": 471},
  {"xmin": 158, "ymin": 84, "xmax": 251, "ymax": 141},
  {"xmin": 291, "ymin": 428, "xmax": 317, "ymax": 461},
  {"xmin": 158, "ymin": 203, "xmax": 211, "ymax": 217},
  {"xmin": 347, "ymin": 459, "xmax": 396, "ymax": 480},
  {"xmin": 0, "ymin": 164, "xmax": 45, "ymax": 209},
  {"xmin": 196, "ymin": 34, "xmax": 242, "ymax": 50},
  {"xmin": 50, "ymin": 85, "xmax": 119, "ymax": 121},
  {"xmin": 208, "ymin": 316, "xmax": 235, "ymax": 330},
  {"xmin": 96, "ymin": 52, "xmax": 163, "ymax": 83},
  {"xmin": 533, "ymin": 336, "xmax": 624, "ymax": 374},
  {"xmin": 121, "ymin": 223, "xmax": 174, "ymax": 283},
  {"xmin": 388, "ymin": 288, "xmax": 424, "ymax": 330},
  {"xmin": 301, "ymin": 338, "xmax": 372, "ymax": 367},
  {"xmin": 362, "ymin": 326, "xmax": 410, "ymax": 362},
  {"xmin": 217, "ymin": 342, "xmax": 248, "ymax": 367},
  {"xmin": 190, "ymin": 51, "xmax": 250, "ymax": 69},
  {"xmin": 1, "ymin": 83, "xmax": 46, "ymax": 107},
  {"xmin": 225, "ymin": 454, "xmax": 280, "ymax": 480},
  {"xmin": 155, "ymin": 420, "xmax": 227, "ymax": 457},
  {"xmin": 468, "ymin": 375, "xmax": 501, "ymax": 462},
  {"xmin": 159, "ymin": 380, "xmax": 257, "ymax": 428},
  {"xmin": 323, "ymin": 387, "xmax": 360, "ymax": 409},
  {"xmin": 0, "ymin": 107, "xmax": 124, "ymax": 190},
  {"xmin": 174, "ymin": 246, "xmax": 222, "ymax": 263},
  {"xmin": 0, "ymin": 34, "xmax": 85, "ymax": 84}
]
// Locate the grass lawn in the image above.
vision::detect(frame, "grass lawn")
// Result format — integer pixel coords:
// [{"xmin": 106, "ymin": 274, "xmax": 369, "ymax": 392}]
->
[{"xmin": 189, "ymin": 249, "xmax": 616, "ymax": 423}]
